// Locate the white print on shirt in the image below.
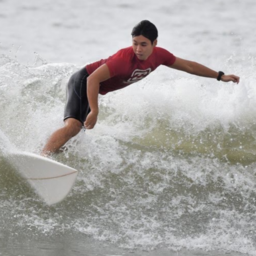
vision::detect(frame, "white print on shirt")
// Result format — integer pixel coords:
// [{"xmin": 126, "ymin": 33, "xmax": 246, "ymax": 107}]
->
[{"xmin": 124, "ymin": 68, "xmax": 152, "ymax": 83}]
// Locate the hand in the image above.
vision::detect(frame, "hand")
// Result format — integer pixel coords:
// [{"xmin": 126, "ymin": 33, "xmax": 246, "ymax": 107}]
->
[
  {"xmin": 84, "ymin": 111, "xmax": 98, "ymax": 129},
  {"xmin": 221, "ymin": 74, "xmax": 240, "ymax": 84}
]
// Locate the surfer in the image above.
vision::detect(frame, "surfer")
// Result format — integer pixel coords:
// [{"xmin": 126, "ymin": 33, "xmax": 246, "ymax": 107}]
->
[{"xmin": 41, "ymin": 20, "xmax": 240, "ymax": 156}]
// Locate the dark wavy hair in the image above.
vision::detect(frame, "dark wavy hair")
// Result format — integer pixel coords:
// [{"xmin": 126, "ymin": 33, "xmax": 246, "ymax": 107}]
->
[{"xmin": 131, "ymin": 20, "xmax": 158, "ymax": 44}]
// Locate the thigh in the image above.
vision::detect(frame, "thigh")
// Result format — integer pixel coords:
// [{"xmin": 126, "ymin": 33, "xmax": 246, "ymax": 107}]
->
[{"xmin": 64, "ymin": 67, "xmax": 90, "ymax": 125}]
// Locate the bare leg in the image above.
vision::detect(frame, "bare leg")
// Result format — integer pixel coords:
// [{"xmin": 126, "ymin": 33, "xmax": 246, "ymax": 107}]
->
[{"xmin": 41, "ymin": 118, "xmax": 82, "ymax": 156}]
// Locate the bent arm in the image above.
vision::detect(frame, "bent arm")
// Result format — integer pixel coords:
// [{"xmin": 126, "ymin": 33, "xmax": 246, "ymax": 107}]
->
[
  {"xmin": 170, "ymin": 57, "xmax": 240, "ymax": 83},
  {"xmin": 85, "ymin": 64, "xmax": 111, "ymax": 129}
]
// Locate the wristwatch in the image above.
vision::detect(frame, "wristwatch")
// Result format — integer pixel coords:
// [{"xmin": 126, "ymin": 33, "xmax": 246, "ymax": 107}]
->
[{"xmin": 217, "ymin": 71, "xmax": 225, "ymax": 81}]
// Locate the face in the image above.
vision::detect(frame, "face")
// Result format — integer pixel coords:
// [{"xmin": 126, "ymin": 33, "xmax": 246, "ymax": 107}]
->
[{"xmin": 132, "ymin": 35, "xmax": 157, "ymax": 61}]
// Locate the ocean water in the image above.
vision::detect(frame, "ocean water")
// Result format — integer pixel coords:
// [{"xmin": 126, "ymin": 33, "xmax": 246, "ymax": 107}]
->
[{"xmin": 1, "ymin": 0, "xmax": 256, "ymax": 255}]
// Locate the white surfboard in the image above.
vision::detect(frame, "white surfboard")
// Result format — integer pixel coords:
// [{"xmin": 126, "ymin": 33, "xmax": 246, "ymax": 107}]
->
[{"xmin": 8, "ymin": 151, "xmax": 78, "ymax": 205}]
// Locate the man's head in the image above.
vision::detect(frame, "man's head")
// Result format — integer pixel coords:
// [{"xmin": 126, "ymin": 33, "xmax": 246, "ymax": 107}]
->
[
  {"xmin": 131, "ymin": 20, "xmax": 158, "ymax": 60},
  {"xmin": 131, "ymin": 20, "xmax": 158, "ymax": 44}
]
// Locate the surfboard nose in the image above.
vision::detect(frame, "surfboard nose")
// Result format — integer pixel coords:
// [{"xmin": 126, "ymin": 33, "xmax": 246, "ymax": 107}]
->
[{"xmin": 8, "ymin": 151, "xmax": 78, "ymax": 205}]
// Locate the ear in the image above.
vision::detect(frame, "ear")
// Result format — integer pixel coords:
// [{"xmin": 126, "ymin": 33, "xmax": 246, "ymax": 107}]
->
[{"xmin": 153, "ymin": 39, "xmax": 157, "ymax": 47}]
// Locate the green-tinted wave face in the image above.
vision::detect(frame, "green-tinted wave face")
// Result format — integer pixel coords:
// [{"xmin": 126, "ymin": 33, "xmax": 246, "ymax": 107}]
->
[{"xmin": 133, "ymin": 122, "xmax": 256, "ymax": 165}]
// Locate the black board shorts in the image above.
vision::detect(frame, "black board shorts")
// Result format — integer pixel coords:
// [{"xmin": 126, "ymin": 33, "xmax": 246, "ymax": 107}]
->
[{"xmin": 64, "ymin": 67, "xmax": 90, "ymax": 125}]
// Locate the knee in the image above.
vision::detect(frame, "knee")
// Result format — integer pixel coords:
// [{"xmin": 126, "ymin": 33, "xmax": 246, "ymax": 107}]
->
[{"xmin": 64, "ymin": 119, "xmax": 82, "ymax": 138}]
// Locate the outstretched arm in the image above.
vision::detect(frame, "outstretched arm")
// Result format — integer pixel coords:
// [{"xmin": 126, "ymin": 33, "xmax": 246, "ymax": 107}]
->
[
  {"xmin": 85, "ymin": 64, "xmax": 111, "ymax": 129},
  {"xmin": 169, "ymin": 57, "xmax": 240, "ymax": 83}
]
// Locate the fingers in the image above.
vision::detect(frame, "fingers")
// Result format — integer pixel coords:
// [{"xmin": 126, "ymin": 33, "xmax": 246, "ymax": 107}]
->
[
  {"xmin": 84, "ymin": 123, "xmax": 94, "ymax": 129},
  {"xmin": 84, "ymin": 120, "xmax": 95, "ymax": 129},
  {"xmin": 234, "ymin": 76, "xmax": 240, "ymax": 84},
  {"xmin": 231, "ymin": 75, "xmax": 240, "ymax": 84},
  {"xmin": 222, "ymin": 74, "xmax": 240, "ymax": 84},
  {"xmin": 84, "ymin": 112, "xmax": 97, "ymax": 129}
]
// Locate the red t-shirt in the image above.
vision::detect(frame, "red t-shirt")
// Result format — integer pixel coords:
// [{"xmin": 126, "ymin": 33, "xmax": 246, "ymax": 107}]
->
[{"xmin": 86, "ymin": 46, "xmax": 176, "ymax": 95}]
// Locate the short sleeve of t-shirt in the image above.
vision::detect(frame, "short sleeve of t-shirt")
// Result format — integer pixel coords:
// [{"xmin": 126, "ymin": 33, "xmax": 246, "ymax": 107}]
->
[{"xmin": 155, "ymin": 47, "xmax": 176, "ymax": 67}]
